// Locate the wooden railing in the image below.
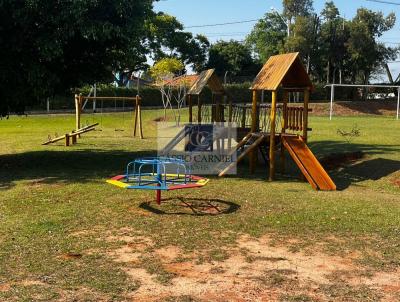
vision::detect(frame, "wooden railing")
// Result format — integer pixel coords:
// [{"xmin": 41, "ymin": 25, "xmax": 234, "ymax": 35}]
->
[{"xmin": 283, "ymin": 106, "xmax": 312, "ymax": 132}]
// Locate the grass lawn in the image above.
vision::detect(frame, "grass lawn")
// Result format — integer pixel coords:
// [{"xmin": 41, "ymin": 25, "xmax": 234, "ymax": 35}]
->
[{"xmin": 0, "ymin": 110, "xmax": 399, "ymax": 301}]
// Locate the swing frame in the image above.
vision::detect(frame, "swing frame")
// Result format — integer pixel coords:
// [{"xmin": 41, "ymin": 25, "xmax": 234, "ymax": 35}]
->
[{"xmin": 74, "ymin": 94, "xmax": 144, "ymax": 139}]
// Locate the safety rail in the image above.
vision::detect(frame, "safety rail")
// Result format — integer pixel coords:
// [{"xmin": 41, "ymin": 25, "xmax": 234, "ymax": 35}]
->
[{"xmin": 283, "ymin": 106, "xmax": 312, "ymax": 132}]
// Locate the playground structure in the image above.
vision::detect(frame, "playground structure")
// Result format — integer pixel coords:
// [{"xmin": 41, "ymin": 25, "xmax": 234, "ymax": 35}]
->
[
  {"xmin": 42, "ymin": 123, "xmax": 98, "ymax": 146},
  {"xmin": 180, "ymin": 53, "xmax": 336, "ymax": 191},
  {"xmin": 107, "ymin": 157, "xmax": 209, "ymax": 204},
  {"xmin": 74, "ymin": 94, "xmax": 144, "ymax": 139}
]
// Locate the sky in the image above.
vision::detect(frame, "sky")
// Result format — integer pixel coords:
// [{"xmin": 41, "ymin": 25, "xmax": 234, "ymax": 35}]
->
[{"xmin": 153, "ymin": 0, "xmax": 400, "ymax": 82}]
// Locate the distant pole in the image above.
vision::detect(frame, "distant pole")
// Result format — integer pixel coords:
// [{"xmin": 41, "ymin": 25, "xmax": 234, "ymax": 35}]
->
[
  {"xmin": 46, "ymin": 97, "xmax": 50, "ymax": 113},
  {"xmin": 330, "ymin": 85, "xmax": 335, "ymax": 121},
  {"xmin": 397, "ymin": 87, "xmax": 400, "ymax": 120},
  {"xmin": 93, "ymin": 84, "xmax": 97, "ymax": 113}
]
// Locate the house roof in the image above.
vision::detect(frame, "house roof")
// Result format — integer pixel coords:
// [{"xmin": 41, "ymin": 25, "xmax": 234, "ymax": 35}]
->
[
  {"xmin": 188, "ymin": 69, "xmax": 225, "ymax": 95},
  {"xmin": 250, "ymin": 52, "xmax": 313, "ymax": 91}
]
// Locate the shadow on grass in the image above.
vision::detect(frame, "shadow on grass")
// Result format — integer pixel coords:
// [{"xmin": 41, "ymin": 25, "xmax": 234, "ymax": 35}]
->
[
  {"xmin": 0, "ymin": 149, "xmax": 157, "ymax": 190},
  {"xmin": 308, "ymin": 140, "xmax": 400, "ymax": 189},
  {"xmin": 139, "ymin": 197, "xmax": 240, "ymax": 216},
  {"xmin": 227, "ymin": 140, "xmax": 400, "ymax": 190},
  {"xmin": 331, "ymin": 158, "xmax": 400, "ymax": 190}
]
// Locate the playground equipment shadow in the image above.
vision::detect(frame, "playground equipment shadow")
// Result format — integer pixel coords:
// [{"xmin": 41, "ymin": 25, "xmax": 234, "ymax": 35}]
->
[
  {"xmin": 139, "ymin": 197, "xmax": 240, "ymax": 216},
  {"xmin": 0, "ymin": 149, "xmax": 157, "ymax": 190},
  {"xmin": 0, "ymin": 139, "xmax": 398, "ymax": 192}
]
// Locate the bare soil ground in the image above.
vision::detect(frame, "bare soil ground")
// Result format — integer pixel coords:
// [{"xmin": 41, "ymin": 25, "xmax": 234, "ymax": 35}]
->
[{"xmin": 103, "ymin": 230, "xmax": 400, "ymax": 302}]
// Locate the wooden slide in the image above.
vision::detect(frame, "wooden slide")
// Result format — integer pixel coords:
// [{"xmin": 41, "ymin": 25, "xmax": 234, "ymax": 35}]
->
[{"xmin": 282, "ymin": 135, "xmax": 336, "ymax": 191}]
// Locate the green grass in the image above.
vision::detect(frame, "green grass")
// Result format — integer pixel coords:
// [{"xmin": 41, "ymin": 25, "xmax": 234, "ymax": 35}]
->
[{"xmin": 0, "ymin": 110, "xmax": 399, "ymax": 300}]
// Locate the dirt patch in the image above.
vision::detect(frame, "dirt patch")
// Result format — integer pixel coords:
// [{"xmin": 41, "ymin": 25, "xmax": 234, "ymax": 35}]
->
[
  {"xmin": 58, "ymin": 253, "xmax": 83, "ymax": 260},
  {"xmin": 320, "ymin": 151, "xmax": 364, "ymax": 170},
  {"xmin": 0, "ymin": 283, "xmax": 11, "ymax": 292},
  {"xmin": 391, "ymin": 178, "xmax": 400, "ymax": 188},
  {"xmin": 103, "ymin": 234, "xmax": 400, "ymax": 301}
]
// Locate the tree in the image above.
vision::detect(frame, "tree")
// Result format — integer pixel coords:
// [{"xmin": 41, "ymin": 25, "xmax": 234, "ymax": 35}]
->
[
  {"xmin": 347, "ymin": 9, "xmax": 397, "ymax": 85},
  {"xmin": 0, "ymin": 0, "xmax": 154, "ymax": 116},
  {"xmin": 150, "ymin": 58, "xmax": 186, "ymax": 123},
  {"xmin": 145, "ymin": 13, "xmax": 210, "ymax": 72},
  {"xmin": 283, "ymin": 0, "xmax": 313, "ymax": 35},
  {"xmin": 285, "ymin": 14, "xmax": 320, "ymax": 73},
  {"xmin": 207, "ymin": 40, "xmax": 261, "ymax": 79},
  {"xmin": 246, "ymin": 12, "xmax": 287, "ymax": 63}
]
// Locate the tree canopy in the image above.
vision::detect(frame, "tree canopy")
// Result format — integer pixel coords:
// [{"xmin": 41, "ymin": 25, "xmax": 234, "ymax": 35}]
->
[
  {"xmin": 245, "ymin": 0, "xmax": 398, "ymax": 86},
  {"xmin": 206, "ymin": 40, "xmax": 261, "ymax": 79},
  {"xmin": 0, "ymin": 0, "xmax": 154, "ymax": 115}
]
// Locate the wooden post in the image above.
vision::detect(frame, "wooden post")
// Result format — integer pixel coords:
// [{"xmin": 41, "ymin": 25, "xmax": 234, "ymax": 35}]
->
[
  {"xmin": 281, "ymin": 90, "xmax": 289, "ymax": 173},
  {"xmin": 65, "ymin": 134, "xmax": 70, "ymax": 147},
  {"xmin": 241, "ymin": 105, "xmax": 246, "ymax": 128},
  {"xmin": 133, "ymin": 96, "xmax": 143, "ymax": 139},
  {"xmin": 72, "ymin": 134, "xmax": 77, "ymax": 144},
  {"xmin": 303, "ymin": 88, "xmax": 310, "ymax": 143},
  {"xmin": 215, "ymin": 94, "xmax": 220, "ymax": 123},
  {"xmin": 197, "ymin": 95, "xmax": 202, "ymax": 124},
  {"xmin": 251, "ymin": 90, "xmax": 258, "ymax": 133},
  {"xmin": 227, "ymin": 98, "xmax": 233, "ymax": 151},
  {"xmin": 134, "ymin": 96, "xmax": 139, "ymax": 137},
  {"xmin": 269, "ymin": 90, "xmax": 278, "ymax": 181},
  {"xmin": 137, "ymin": 96, "xmax": 143, "ymax": 139},
  {"xmin": 188, "ymin": 94, "xmax": 193, "ymax": 123},
  {"xmin": 75, "ymin": 94, "xmax": 81, "ymax": 131},
  {"xmin": 250, "ymin": 90, "xmax": 258, "ymax": 173}
]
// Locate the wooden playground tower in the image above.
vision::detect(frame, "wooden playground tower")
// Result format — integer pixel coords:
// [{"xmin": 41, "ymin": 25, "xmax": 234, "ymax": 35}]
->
[
  {"xmin": 249, "ymin": 52, "xmax": 312, "ymax": 181},
  {"xmin": 185, "ymin": 53, "xmax": 336, "ymax": 191},
  {"xmin": 186, "ymin": 68, "xmax": 226, "ymax": 124}
]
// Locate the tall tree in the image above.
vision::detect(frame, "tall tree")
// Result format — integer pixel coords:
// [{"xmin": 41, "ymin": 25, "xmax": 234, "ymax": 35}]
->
[
  {"xmin": 319, "ymin": 1, "xmax": 349, "ymax": 83},
  {"xmin": 145, "ymin": 13, "xmax": 209, "ymax": 72},
  {"xmin": 207, "ymin": 40, "xmax": 261, "ymax": 79},
  {"xmin": 283, "ymin": 0, "xmax": 313, "ymax": 35},
  {"xmin": 246, "ymin": 12, "xmax": 287, "ymax": 63},
  {"xmin": 347, "ymin": 9, "xmax": 397, "ymax": 85},
  {"xmin": 0, "ymin": 0, "xmax": 154, "ymax": 116}
]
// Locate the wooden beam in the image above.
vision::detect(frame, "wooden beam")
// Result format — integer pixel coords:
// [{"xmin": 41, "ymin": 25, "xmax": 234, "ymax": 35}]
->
[
  {"xmin": 197, "ymin": 95, "xmax": 202, "ymax": 124},
  {"xmin": 75, "ymin": 94, "xmax": 81, "ymax": 131},
  {"xmin": 250, "ymin": 90, "xmax": 258, "ymax": 173},
  {"xmin": 65, "ymin": 134, "xmax": 70, "ymax": 147},
  {"xmin": 81, "ymin": 96, "xmax": 137, "ymax": 100},
  {"xmin": 303, "ymin": 88, "xmax": 310, "ymax": 142},
  {"xmin": 42, "ymin": 123, "xmax": 98, "ymax": 145},
  {"xmin": 188, "ymin": 94, "xmax": 193, "ymax": 123},
  {"xmin": 281, "ymin": 90, "xmax": 289, "ymax": 173},
  {"xmin": 269, "ymin": 90, "xmax": 278, "ymax": 181}
]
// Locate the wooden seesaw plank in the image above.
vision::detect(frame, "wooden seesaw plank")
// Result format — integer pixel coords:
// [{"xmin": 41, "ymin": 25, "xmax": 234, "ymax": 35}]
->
[{"xmin": 42, "ymin": 123, "xmax": 98, "ymax": 145}]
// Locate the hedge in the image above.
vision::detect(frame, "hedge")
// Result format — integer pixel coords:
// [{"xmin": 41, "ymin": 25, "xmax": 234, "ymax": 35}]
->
[{"xmin": 26, "ymin": 83, "xmax": 384, "ymax": 111}]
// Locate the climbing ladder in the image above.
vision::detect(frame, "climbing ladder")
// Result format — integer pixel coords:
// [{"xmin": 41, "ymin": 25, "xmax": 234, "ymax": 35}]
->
[{"xmin": 218, "ymin": 132, "xmax": 271, "ymax": 176}]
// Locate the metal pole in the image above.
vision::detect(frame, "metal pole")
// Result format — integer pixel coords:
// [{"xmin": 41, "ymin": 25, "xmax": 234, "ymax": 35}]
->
[
  {"xmin": 46, "ymin": 98, "xmax": 50, "ymax": 113},
  {"xmin": 330, "ymin": 85, "xmax": 334, "ymax": 121},
  {"xmin": 93, "ymin": 84, "xmax": 97, "ymax": 113},
  {"xmin": 397, "ymin": 87, "xmax": 400, "ymax": 120}
]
